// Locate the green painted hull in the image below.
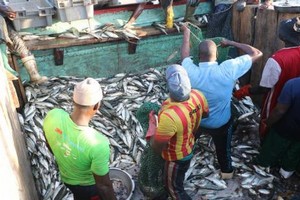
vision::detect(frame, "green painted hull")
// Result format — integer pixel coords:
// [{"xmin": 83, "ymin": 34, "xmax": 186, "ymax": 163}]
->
[{"xmin": 18, "ymin": 2, "xmax": 212, "ymax": 81}]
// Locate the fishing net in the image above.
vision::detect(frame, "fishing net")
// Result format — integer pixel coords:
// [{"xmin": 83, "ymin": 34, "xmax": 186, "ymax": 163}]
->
[
  {"xmin": 136, "ymin": 102, "xmax": 167, "ymax": 199},
  {"xmin": 188, "ymin": 24, "xmax": 231, "ymax": 64},
  {"xmin": 206, "ymin": 5, "xmax": 239, "ymax": 59},
  {"xmin": 206, "ymin": 5, "xmax": 234, "ymax": 40}
]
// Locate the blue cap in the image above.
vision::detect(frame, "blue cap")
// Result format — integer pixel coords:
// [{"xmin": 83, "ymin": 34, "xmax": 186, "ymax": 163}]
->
[{"xmin": 166, "ymin": 64, "xmax": 191, "ymax": 102}]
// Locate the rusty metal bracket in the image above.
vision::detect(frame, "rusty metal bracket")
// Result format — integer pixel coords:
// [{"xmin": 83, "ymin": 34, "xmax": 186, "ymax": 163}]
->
[
  {"xmin": 127, "ymin": 39, "xmax": 138, "ymax": 54},
  {"xmin": 53, "ymin": 48, "xmax": 64, "ymax": 65}
]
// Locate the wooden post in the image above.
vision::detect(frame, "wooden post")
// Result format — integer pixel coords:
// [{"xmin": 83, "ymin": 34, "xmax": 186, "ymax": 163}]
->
[
  {"xmin": 232, "ymin": 4, "xmax": 257, "ymax": 85},
  {"xmin": 252, "ymin": 8, "xmax": 277, "ymax": 87},
  {"xmin": 8, "ymin": 54, "xmax": 27, "ymax": 110}
]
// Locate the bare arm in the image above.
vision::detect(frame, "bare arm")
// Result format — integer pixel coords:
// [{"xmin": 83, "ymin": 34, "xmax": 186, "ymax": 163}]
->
[
  {"xmin": 220, "ymin": 39, "xmax": 263, "ymax": 63},
  {"xmin": 266, "ymin": 103, "xmax": 289, "ymax": 127},
  {"xmin": 94, "ymin": 173, "xmax": 117, "ymax": 200},
  {"xmin": 124, "ymin": 3, "xmax": 147, "ymax": 28},
  {"xmin": 181, "ymin": 23, "xmax": 191, "ymax": 61}
]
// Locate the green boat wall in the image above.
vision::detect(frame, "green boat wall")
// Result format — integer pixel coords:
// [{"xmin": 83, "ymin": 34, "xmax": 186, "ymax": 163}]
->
[{"xmin": 18, "ymin": 2, "xmax": 212, "ymax": 81}]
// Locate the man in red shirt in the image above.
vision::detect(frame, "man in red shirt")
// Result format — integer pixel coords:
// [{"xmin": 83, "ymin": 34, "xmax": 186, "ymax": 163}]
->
[{"xmin": 234, "ymin": 16, "xmax": 300, "ymax": 140}]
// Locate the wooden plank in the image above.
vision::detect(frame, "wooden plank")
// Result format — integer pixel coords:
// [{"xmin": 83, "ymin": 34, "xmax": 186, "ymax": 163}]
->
[
  {"xmin": 5, "ymin": 70, "xmax": 19, "ymax": 108},
  {"xmin": 0, "ymin": 53, "xmax": 38, "ymax": 200},
  {"xmin": 251, "ymin": 8, "xmax": 277, "ymax": 87},
  {"xmin": 232, "ymin": 5, "xmax": 257, "ymax": 85},
  {"xmin": 239, "ymin": 5, "xmax": 256, "ymax": 45},
  {"xmin": 232, "ymin": 2, "xmax": 241, "ymax": 42},
  {"xmin": 9, "ymin": 55, "xmax": 27, "ymax": 110},
  {"xmin": 25, "ymin": 26, "xmax": 181, "ymax": 51}
]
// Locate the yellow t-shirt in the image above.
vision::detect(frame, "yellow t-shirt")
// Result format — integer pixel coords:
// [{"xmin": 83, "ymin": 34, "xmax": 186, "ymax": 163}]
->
[{"xmin": 155, "ymin": 89, "xmax": 209, "ymax": 161}]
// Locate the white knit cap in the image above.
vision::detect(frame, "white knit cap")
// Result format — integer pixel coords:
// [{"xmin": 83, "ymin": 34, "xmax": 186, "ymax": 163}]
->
[{"xmin": 73, "ymin": 78, "xmax": 103, "ymax": 106}]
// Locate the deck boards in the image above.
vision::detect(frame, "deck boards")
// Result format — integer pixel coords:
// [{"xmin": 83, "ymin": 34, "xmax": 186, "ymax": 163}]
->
[{"xmin": 25, "ymin": 26, "xmax": 181, "ymax": 51}]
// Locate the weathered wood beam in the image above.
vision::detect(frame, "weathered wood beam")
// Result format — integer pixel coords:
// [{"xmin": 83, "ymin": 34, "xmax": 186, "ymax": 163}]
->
[{"xmin": 25, "ymin": 26, "xmax": 181, "ymax": 51}]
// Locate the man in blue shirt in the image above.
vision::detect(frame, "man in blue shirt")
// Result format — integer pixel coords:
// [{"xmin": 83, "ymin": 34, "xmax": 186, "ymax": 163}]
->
[
  {"xmin": 180, "ymin": 24, "xmax": 262, "ymax": 179},
  {"xmin": 255, "ymin": 77, "xmax": 300, "ymax": 179}
]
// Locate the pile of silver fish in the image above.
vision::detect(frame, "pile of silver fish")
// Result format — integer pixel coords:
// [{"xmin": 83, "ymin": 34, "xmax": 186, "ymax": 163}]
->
[
  {"xmin": 20, "ymin": 24, "xmax": 141, "ymax": 42},
  {"xmin": 19, "ymin": 17, "xmax": 206, "ymax": 42},
  {"xmin": 19, "ymin": 68, "xmax": 167, "ymax": 199},
  {"xmin": 19, "ymin": 67, "xmax": 285, "ymax": 200}
]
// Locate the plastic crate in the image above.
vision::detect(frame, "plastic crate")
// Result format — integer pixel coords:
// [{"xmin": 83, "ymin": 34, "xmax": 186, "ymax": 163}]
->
[
  {"xmin": 4, "ymin": 0, "xmax": 55, "ymax": 31},
  {"xmin": 110, "ymin": 0, "xmax": 151, "ymax": 6},
  {"xmin": 55, "ymin": 0, "xmax": 97, "ymax": 8},
  {"xmin": 54, "ymin": 0, "xmax": 97, "ymax": 22},
  {"xmin": 56, "ymin": 4, "xmax": 93, "ymax": 22}
]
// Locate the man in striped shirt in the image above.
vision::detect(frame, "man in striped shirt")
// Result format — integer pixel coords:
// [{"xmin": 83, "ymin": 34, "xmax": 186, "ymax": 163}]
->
[{"xmin": 149, "ymin": 64, "xmax": 209, "ymax": 200}]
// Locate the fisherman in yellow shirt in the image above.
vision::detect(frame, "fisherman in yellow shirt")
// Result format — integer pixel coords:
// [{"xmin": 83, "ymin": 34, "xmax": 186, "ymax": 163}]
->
[{"xmin": 147, "ymin": 64, "xmax": 209, "ymax": 199}]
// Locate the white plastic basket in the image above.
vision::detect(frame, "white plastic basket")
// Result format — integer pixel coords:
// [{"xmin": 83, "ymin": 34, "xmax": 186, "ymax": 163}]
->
[
  {"xmin": 55, "ymin": 0, "xmax": 98, "ymax": 8},
  {"xmin": 54, "ymin": 0, "xmax": 97, "ymax": 22}
]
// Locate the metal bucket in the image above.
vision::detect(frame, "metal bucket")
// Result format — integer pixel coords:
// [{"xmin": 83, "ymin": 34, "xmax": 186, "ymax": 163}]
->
[{"xmin": 109, "ymin": 167, "xmax": 135, "ymax": 200}]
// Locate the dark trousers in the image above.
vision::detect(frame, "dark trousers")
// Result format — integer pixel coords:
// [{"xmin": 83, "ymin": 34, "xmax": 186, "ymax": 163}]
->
[
  {"xmin": 163, "ymin": 159, "xmax": 192, "ymax": 200},
  {"xmin": 65, "ymin": 183, "xmax": 100, "ymax": 200},
  {"xmin": 196, "ymin": 119, "xmax": 233, "ymax": 173},
  {"xmin": 255, "ymin": 128, "xmax": 300, "ymax": 171}
]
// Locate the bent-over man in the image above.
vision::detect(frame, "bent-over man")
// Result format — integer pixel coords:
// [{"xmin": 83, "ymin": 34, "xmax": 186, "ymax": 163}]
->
[{"xmin": 148, "ymin": 64, "xmax": 209, "ymax": 199}]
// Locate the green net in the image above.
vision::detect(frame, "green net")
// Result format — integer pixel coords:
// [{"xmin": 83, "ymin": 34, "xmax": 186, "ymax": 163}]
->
[
  {"xmin": 188, "ymin": 24, "xmax": 231, "ymax": 64},
  {"xmin": 136, "ymin": 102, "xmax": 167, "ymax": 199}
]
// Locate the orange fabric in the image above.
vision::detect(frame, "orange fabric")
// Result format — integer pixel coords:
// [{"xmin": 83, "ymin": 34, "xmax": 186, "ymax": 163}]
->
[
  {"xmin": 146, "ymin": 111, "xmax": 157, "ymax": 140},
  {"xmin": 233, "ymin": 84, "xmax": 251, "ymax": 100}
]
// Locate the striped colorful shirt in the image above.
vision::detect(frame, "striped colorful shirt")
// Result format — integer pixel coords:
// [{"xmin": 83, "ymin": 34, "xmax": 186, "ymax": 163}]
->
[{"xmin": 154, "ymin": 89, "xmax": 209, "ymax": 161}]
